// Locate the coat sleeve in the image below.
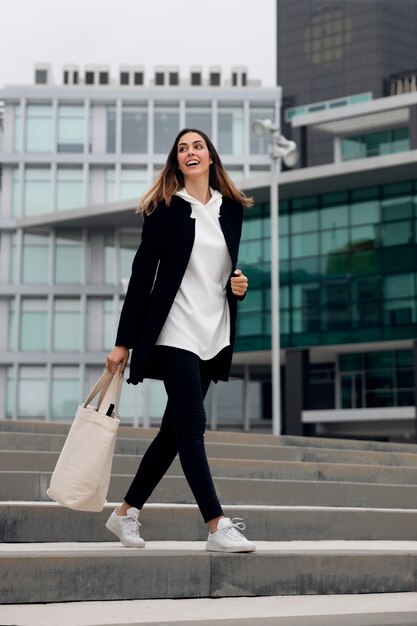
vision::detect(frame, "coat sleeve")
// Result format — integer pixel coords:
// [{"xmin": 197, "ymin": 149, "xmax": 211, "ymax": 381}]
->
[{"xmin": 115, "ymin": 206, "xmax": 163, "ymax": 347}]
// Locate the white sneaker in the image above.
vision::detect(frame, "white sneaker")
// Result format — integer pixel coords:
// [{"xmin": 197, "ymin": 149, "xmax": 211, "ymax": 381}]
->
[
  {"xmin": 105, "ymin": 507, "xmax": 145, "ymax": 548},
  {"xmin": 205, "ymin": 517, "xmax": 256, "ymax": 553}
]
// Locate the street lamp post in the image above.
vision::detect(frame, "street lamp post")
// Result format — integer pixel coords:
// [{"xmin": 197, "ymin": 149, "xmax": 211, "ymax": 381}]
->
[{"xmin": 252, "ymin": 120, "xmax": 298, "ymax": 436}]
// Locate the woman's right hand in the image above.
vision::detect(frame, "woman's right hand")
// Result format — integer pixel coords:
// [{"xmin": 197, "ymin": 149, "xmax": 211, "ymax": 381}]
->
[{"xmin": 106, "ymin": 345, "xmax": 129, "ymax": 377}]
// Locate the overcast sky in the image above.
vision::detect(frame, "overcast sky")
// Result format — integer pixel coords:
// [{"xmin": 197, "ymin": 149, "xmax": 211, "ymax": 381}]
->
[{"xmin": 0, "ymin": 0, "xmax": 276, "ymax": 88}]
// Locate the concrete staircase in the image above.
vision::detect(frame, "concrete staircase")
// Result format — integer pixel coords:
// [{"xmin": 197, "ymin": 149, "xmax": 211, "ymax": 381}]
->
[{"xmin": 2, "ymin": 419, "xmax": 417, "ymax": 611}]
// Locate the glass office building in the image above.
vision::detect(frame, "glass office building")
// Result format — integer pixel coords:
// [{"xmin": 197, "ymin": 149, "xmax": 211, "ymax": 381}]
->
[{"xmin": 1, "ymin": 63, "xmax": 417, "ymax": 441}]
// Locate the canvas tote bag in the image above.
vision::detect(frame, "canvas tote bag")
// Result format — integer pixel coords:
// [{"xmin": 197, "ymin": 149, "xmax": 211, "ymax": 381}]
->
[{"xmin": 47, "ymin": 369, "xmax": 123, "ymax": 512}]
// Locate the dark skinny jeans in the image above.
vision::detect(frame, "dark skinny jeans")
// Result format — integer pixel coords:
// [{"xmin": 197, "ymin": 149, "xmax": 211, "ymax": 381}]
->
[{"xmin": 124, "ymin": 346, "xmax": 224, "ymax": 523}]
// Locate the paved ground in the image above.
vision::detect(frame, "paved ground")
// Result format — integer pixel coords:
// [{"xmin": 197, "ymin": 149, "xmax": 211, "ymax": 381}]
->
[{"xmin": 2, "ymin": 593, "xmax": 417, "ymax": 626}]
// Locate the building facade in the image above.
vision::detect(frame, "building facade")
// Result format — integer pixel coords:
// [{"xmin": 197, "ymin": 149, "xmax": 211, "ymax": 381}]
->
[{"xmin": 0, "ymin": 64, "xmax": 280, "ymax": 430}]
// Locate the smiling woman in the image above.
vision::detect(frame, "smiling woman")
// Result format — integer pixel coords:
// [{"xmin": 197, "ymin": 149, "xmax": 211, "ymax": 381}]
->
[{"xmin": 104, "ymin": 127, "xmax": 256, "ymax": 554}]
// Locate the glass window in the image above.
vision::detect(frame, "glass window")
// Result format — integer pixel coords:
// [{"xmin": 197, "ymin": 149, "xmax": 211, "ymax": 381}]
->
[
  {"xmin": 6, "ymin": 367, "xmax": 15, "ymax": 418},
  {"xmin": 249, "ymin": 106, "xmax": 275, "ymax": 154},
  {"xmin": 242, "ymin": 217, "xmax": 263, "ymax": 241},
  {"xmin": 119, "ymin": 233, "xmax": 138, "ymax": 280},
  {"xmin": 87, "ymin": 298, "xmax": 114, "ymax": 351},
  {"xmin": 291, "ymin": 233, "xmax": 319, "ymax": 258},
  {"xmin": 56, "ymin": 167, "xmax": 84, "ymax": 211},
  {"xmin": 321, "ymin": 204, "xmax": 348, "ymax": 229},
  {"xmin": 55, "ymin": 230, "xmax": 83, "ymax": 283},
  {"xmin": 105, "ymin": 168, "xmax": 116, "ymax": 203},
  {"xmin": 392, "ymin": 127, "xmax": 410, "ymax": 153},
  {"xmin": 240, "ymin": 240, "xmax": 263, "ymax": 264},
  {"xmin": 364, "ymin": 130, "xmax": 390, "ymax": 157},
  {"xmin": 24, "ymin": 167, "xmax": 51, "ymax": 216},
  {"xmin": 9, "ymin": 234, "xmax": 17, "ymax": 284},
  {"xmin": 185, "ymin": 105, "xmax": 212, "ymax": 136},
  {"xmin": 20, "ymin": 298, "xmax": 48, "ymax": 350},
  {"xmin": 18, "ymin": 366, "xmax": 47, "ymax": 417},
  {"xmin": 106, "ymin": 106, "xmax": 116, "ymax": 153},
  {"xmin": 291, "ymin": 256, "xmax": 320, "ymax": 282},
  {"xmin": 217, "ymin": 105, "xmax": 244, "ymax": 155},
  {"xmin": 53, "ymin": 299, "xmax": 81, "ymax": 350},
  {"xmin": 382, "ymin": 221, "xmax": 413, "ymax": 247},
  {"xmin": 120, "ymin": 167, "xmax": 147, "ymax": 201},
  {"xmin": 382, "ymin": 196, "xmax": 414, "ymax": 222},
  {"xmin": 292, "ymin": 283, "xmax": 320, "ymax": 308},
  {"xmin": 241, "ymin": 289, "xmax": 263, "ymax": 313},
  {"xmin": 51, "ymin": 366, "xmax": 80, "ymax": 420},
  {"xmin": 384, "ymin": 273, "xmax": 414, "ymax": 299},
  {"xmin": 291, "ymin": 210, "xmax": 318, "ymax": 233},
  {"xmin": 350, "ymin": 200, "xmax": 379, "ymax": 226},
  {"xmin": 384, "ymin": 298, "xmax": 415, "ymax": 325},
  {"xmin": 25, "ymin": 104, "xmax": 53, "ymax": 152},
  {"xmin": 321, "ymin": 228, "xmax": 349, "ymax": 255},
  {"xmin": 238, "ymin": 313, "xmax": 263, "ymax": 335},
  {"xmin": 351, "ymin": 224, "xmax": 380, "ymax": 249},
  {"xmin": 22, "ymin": 232, "xmax": 49, "ymax": 284},
  {"xmin": 57, "ymin": 105, "xmax": 84, "ymax": 152},
  {"xmin": 12, "ymin": 168, "xmax": 21, "ymax": 216},
  {"xmin": 154, "ymin": 105, "xmax": 179, "ymax": 153},
  {"xmin": 7, "ymin": 299, "xmax": 16, "ymax": 350},
  {"xmin": 14, "ymin": 105, "xmax": 22, "ymax": 152},
  {"xmin": 122, "ymin": 105, "xmax": 148, "ymax": 153}
]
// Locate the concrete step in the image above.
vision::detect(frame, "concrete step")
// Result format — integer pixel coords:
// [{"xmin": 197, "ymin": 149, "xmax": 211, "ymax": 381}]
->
[
  {"xmin": 3, "ymin": 502, "xmax": 417, "ymax": 542},
  {"xmin": 4, "ymin": 431, "xmax": 417, "ymax": 467},
  {"xmin": 3, "ymin": 419, "xmax": 417, "ymax": 454},
  {"xmin": 5, "ymin": 449, "xmax": 417, "ymax": 485},
  {"xmin": 3, "ymin": 540, "xmax": 417, "ymax": 603},
  {"xmin": 3, "ymin": 593, "xmax": 417, "ymax": 626},
  {"xmin": 2, "ymin": 470, "xmax": 417, "ymax": 509}
]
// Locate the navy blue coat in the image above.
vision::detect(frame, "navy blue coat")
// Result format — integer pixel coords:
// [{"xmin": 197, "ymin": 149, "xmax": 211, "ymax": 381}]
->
[{"xmin": 115, "ymin": 194, "xmax": 245, "ymax": 384}]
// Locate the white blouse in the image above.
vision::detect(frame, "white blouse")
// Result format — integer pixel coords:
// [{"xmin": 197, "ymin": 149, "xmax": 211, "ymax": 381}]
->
[{"xmin": 155, "ymin": 188, "xmax": 232, "ymax": 360}]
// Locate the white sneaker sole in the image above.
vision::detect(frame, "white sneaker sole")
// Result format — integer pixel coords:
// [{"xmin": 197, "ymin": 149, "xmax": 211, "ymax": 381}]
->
[
  {"xmin": 105, "ymin": 516, "xmax": 145, "ymax": 548},
  {"xmin": 205, "ymin": 543, "xmax": 256, "ymax": 553}
]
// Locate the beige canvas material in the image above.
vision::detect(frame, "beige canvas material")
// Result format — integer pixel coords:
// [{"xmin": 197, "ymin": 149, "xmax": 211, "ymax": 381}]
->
[{"xmin": 47, "ymin": 370, "xmax": 123, "ymax": 512}]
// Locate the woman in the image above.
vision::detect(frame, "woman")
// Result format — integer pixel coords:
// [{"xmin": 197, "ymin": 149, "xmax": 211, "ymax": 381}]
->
[{"xmin": 105, "ymin": 128, "xmax": 255, "ymax": 553}]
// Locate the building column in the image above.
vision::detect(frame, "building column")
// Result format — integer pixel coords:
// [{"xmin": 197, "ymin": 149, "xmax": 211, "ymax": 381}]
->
[
  {"xmin": 284, "ymin": 348, "xmax": 309, "ymax": 436},
  {"xmin": 413, "ymin": 340, "xmax": 417, "ymax": 442},
  {"xmin": 409, "ymin": 105, "xmax": 417, "ymax": 151}
]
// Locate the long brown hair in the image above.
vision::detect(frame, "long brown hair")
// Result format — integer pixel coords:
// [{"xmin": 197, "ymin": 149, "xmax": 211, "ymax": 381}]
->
[{"xmin": 138, "ymin": 128, "xmax": 253, "ymax": 215}]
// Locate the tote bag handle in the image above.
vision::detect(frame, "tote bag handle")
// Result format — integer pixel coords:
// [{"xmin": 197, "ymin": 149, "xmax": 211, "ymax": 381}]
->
[{"xmin": 83, "ymin": 369, "xmax": 123, "ymax": 416}]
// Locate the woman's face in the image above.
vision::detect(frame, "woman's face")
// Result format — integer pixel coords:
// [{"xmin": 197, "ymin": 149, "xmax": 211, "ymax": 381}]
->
[{"xmin": 177, "ymin": 132, "xmax": 212, "ymax": 182}]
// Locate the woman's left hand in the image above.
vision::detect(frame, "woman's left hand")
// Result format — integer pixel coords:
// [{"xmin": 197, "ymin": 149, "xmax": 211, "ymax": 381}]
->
[{"xmin": 230, "ymin": 269, "xmax": 248, "ymax": 297}]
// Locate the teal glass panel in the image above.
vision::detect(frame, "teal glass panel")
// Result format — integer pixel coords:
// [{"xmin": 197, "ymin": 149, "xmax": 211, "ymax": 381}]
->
[
  {"xmin": 122, "ymin": 105, "xmax": 148, "ymax": 153},
  {"xmin": 106, "ymin": 169, "xmax": 116, "ymax": 202},
  {"xmin": 382, "ymin": 196, "xmax": 413, "ymax": 222},
  {"xmin": 242, "ymin": 218, "xmax": 262, "ymax": 240},
  {"xmin": 103, "ymin": 299, "xmax": 115, "ymax": 350},
  {"xmin": 55, "ymin": 231, "xmax": 83, "ymax": 283},
  {"xmin": 22, "ymin": 232, "xmax": 49, "ymax": 284},
  {"xmin": 25, "ymin": 105, "xmax": 53, "ymax": 152},
  {"xmin": 8, "ymin": 300, "xmax": 16, "ymax": 350},
  {"xmin": 384, "ymin": 273, "xmax": 414, "ymax": 299},
  {"xmin": 20, "ymin": 299, "xmax": 48, "ymax": 351},
  {"xmin": 218, "ymin": 105, "xmax": 244, "ymax": 155},
  {"xmin": 18, "ymin": 366, "xmax": 47, "ymax": 417},
  {"xmin": 396, "ymin": 368, "xmax": 414, "ymax": 389},
  {"xmin": 106, "ymin": 106, "xmax": 116, "ymax": 153},
  {"xmin": 281, "ymin": 310, "xmax": 290, "ymax": 334},
  {"xmin": 57, "ymin": 105, "xmax": 84, "ymax": 152},
  {"xmin": 397, "ymin": 390, "xmax": 414, "ymax": 405},
  {"xmin": 381, "ymin": 246, "xmax": 415, "ymax": 273},
  {"xmin": 104, "ymin": 233, "xmax": 116, "ymax": 284},
  {"xmin": 341, "ymin": 136, "xmax": 364, "ymax": 160},
  {"xmin": 291, "ymin": 257, "xmax": 320, "ymax": 282},
  {"xmin": 249, "ymin": 106, "xmax": 275, "ymax": 154},
  {"xmin": 396, "ymin": 350, "xmax": 413, "ymax": 368},
  {"xmin": 5, "ymin": 367, "xmax": 14, "ymax": 418},
  {"xmin": 291, "ymin": 210, "xmax": 318, "ymax": 233},
  {"xmin": 321, "ymin": 228, "xmax": 349, "ymax": 255},
  {"xmin": 351, "ymin": 225, "xmax": 380, "ymax": 249},
  {"xmin": 292, "ymin": 283, "xmax": 320, "ymax": 308},
  {"xmin": 292, "ymin": 307, "xmax": 320, "ymax": 333},
  {"xmin": 391, "ymin": 127, "xmax": 410, "ymax": 153},
  {"xmin": 321, "ymin": 282, "xmax": 350, "ymax": 330},
  {"xmin": 119, "ymin": 233, "xmax": 138, "ymax": 280},
  {"xmin": 185, "ymin": 105, "xmax": 212, "ymax": 137},
  {"xmin": 241, "ymin": 289, "xmax": 262, "ymax": 313},
  {"xmin": 383, "ymin": 181, "xmax": 413, "ymax": 197},
  {"xmin": 366, "ymin": 390, "xmax": 394, "ymax": 407},
  {"xmin": 24, "ymin": 168, "xmax": 51, "ymax": 216},
  {"xmin": 120, "ymin": 167, "xmax": 147, "ymax": 201},
  {"xmin": 351, "ymin": 250, "xmax": 379, "ymax": 275},
  {"xmin": 57, "ymin": 168, "xmax": 83, "ymax": 211},
  {"xmin": 384, "ymin": 298, "xmax": 415, "ymax": 325},
  {"xmin": 292, "ymin": 196, "xmax": 318, "ymax": 210},
  {"xmin": 241, "ymin": 240, "xmax": 263, "ymax": 264},
  {"xmin": 291, "ymin": 233, "xmax": 319, "ymax": 258},
  {"xmin": 350, "ymin": 200, "xmax": 379, "ymax": 226},
  {"xmin": 53, "ymin": 299, "xmax": 81, "ymax": 350},
  {"xmin": 339, "ymin": 353, "xmax": 363, "ymax": 372},
  {"xmin": 51, "ymin": 366, "xmax": 79, "ymax": 419},
  {"xmin": 351, "ymin": 187, "xmax": 379, "ymax": 202},
  {"xmin": 9, "ymin": 234, "xmax": 17, "ymax": 284},
  {"xmin": 154, "ymin": 105, "xmax": 180, "ymax": 153},
  {"xmin": 321, "ymin": 204, "xmax": 348, "ymax": 229},
  {"xmin": 382, "ymin": 220, "xmax": 413, "ymax": 246},
  {"xmin": 321, "ymin": 252, "xmax": 350, "ymax": 278},
  {"xmin": 365, "ymin": 369, "xmax": 394, "ymax": 390},
  {"xmin": 238, "ymin": 313, "xmax": 263, "ymax": 335},
  {"xmin": 364, "ymin": 130, "xmax": 390, "ymax": 157},
  {"xmin": 365, "ymin": 351, "xmax": 393, "ymax": 370},
  {"xmin": 279, "ymin": 212, "xmax": 288, "ymax": 236}
]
